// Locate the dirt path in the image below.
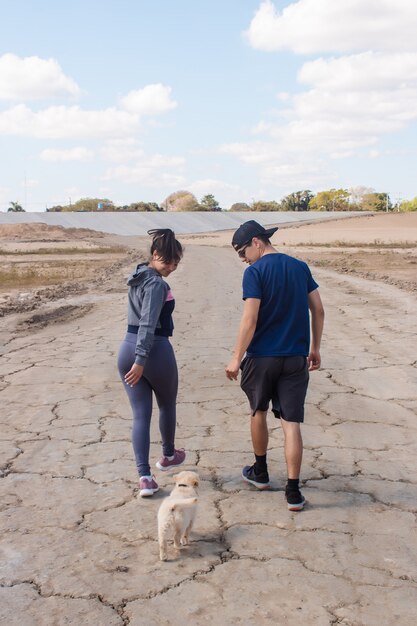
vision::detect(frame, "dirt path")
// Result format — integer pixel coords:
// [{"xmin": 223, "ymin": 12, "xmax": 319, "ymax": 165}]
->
[{"xmin": 1, "ymin": 243, "xmax": 416, "ymax": 625}]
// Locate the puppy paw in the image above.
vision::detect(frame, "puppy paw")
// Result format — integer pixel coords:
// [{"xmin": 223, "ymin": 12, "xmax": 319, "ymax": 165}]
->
[
  {"xmin": 159, "ymin": 552, "xmax": 168, "ymax": 561},
  {"xmin": 180, "ymin": 537, "xmax": 189, "ymax": 546}
]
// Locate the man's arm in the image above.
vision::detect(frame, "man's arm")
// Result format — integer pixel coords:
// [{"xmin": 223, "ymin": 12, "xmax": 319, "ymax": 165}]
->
[
  {"xmin": 308, "ymin": 289, "xmax": 325, "ymax": 371},
  {"xmin": 225, "ymin": 298, "xmax": 260, "ymax": 380}
]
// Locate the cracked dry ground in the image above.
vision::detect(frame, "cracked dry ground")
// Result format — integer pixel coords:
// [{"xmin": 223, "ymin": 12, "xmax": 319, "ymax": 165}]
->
[{"xmin": 1, "ymin": 244, "xmax": 416, "ymax": 626}]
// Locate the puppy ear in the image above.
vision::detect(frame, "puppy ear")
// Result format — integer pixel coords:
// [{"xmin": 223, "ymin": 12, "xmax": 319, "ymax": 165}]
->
[{"xmin": 193, "ymin": 479, "xmax": 199, "ymax": 487}]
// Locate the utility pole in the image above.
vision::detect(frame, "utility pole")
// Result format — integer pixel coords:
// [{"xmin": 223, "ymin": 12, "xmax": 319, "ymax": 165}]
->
[{"xmin": 395, "ymin": 193, "xmax": 402, "ymax": 212}]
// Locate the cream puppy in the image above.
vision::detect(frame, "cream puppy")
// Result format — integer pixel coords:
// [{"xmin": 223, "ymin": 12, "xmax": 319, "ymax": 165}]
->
[{"xmin": 157, "ymin": 470, "xmax": 199, "ymax": 561}]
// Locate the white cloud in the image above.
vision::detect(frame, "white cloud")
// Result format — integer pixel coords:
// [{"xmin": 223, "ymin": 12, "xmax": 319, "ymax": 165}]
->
[
  {"xmin": 0, "ymin": 53, "xmax": 80, "ymax": 100},
  {"xmin": 101, "ymin": 139, "xmax": 144, "ymax": 162},
  {"xmin": 103, "ymin": 150, "xmax": 185, "ymax": 186},
  {"xmin": 299, "ymin": 52, "xmax": 417, "ymax": 91},
  {"xmin": 224, "ymin": 19, "xmax": 417, "ymax": 190},
  {"xmin": 277, "ymin": 92, "xmax": 290, "ymax": 101},
  {"xmin": 276, "ymin": 52, "xmax": 417, "ymax": 152},
  {"xmin": 104, "ymin": 166, "xmax": 185, "ymax": 187},
  {"xmin": 0, "ymin": 104, "xmax": 139, "ymax": 139},
  {"xmin": 331, "ymin": 150, "xmax": 355, "ymax": 160},
  {"xmin": 0, "ymin": 82, "xmax": 177, "ymax": 139},
  {"xmin": 120, "ymin": 84, "xmax": 177, "ymax": 115},
  {"xmin": 40, "ymin": 147, "xmax": 94, "ymax": 161},
  {"xmin": 221, "ymin": 141, "xmax": 276, "ymax": 164},
  {"xmin": 144, "ymin": 154, "xmax": 185, "ymax": 168},
  {"xmin": 261, "ymin": 160, "xmax": 330, "ymax": 186},
  {"xmin": 187, "ymin": 179, "xmax": 240, "ymax": 199},
  {"xmin": 245, "ymin": 0, "xmax": 417, "ymax": 54},
  {"xmin": 221, "ymin": 140, "xmax": 331, "ymax": 186}
]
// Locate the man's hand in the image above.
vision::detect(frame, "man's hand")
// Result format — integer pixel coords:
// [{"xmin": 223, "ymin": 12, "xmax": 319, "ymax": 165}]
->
[
  {"xmin": 307, "ymin": 350, "xmax": 321, "ymax": 371},
  {"xmin": 225, "ymin": 358, "xmax": 241, "ymax": 381},
  {"xmin": 124, "ymin": 363, "xmax": 144, "ymax": 386}
]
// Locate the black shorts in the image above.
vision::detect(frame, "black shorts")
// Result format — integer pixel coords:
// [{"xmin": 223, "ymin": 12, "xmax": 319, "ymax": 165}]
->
[{"xmin": 240, "ymin": 355, "xmax": 309, "ymax": 423}]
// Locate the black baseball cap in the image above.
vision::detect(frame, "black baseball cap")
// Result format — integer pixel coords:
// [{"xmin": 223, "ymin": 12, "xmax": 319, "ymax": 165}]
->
[{"xmin": 232, "ymin": 220, "xmax": 278, "ymax": 250}]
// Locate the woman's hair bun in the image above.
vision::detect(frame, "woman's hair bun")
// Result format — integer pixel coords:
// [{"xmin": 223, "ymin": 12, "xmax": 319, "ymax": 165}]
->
[
  {"xmin": 147, "ymin": 228, "xmax": 182, "ymax": 264},
  {"xmin": 147, "ymin": 228, "xmax": 174, "ymax": 238}
]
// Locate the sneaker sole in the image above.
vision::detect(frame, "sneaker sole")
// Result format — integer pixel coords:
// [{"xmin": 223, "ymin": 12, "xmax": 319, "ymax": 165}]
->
[
  {"xmin": 287, "ymin": 498, "xmax": 305, "ymax": 511},
  {"xmin": 155, "ymin": 458, "xmax": 185, "ymax": 471},
  {"xmin": 140, "ymin": 487, "xmax": 159, "ymax": 497},
  {"xmin": 242, "ymin": 473, "xmax": 271, "ymax": 490}
]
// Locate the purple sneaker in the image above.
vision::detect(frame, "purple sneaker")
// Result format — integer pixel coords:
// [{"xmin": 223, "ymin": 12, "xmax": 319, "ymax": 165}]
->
[
  {"xmin": 155, "ymin": 448, "xmax": 186, "ymax": 471},
  {"xmin": 139, "ymin": 475, "xmax": 159, "ymax": 497}
]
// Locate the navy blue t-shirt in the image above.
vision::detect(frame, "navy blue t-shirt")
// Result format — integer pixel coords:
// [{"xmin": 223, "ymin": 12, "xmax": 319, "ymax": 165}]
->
[{"xmin": 242, "ymin": 253, "xmax": 318, "ymax": 357}]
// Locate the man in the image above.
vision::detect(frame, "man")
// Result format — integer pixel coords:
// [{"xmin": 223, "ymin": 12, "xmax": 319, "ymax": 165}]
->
[{"xmin": 225, "ymin": 220, "xmax": 324, "ymax": 511}]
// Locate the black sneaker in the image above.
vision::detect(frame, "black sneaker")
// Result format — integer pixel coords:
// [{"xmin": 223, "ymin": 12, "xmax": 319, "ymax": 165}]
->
[
  {"xmin": 285, "ymin": 487, "xmax": 306, "ymax": 511},
  {"xmin": 242, "ymin": 464, "xmax": 270, "ymax": 490}
]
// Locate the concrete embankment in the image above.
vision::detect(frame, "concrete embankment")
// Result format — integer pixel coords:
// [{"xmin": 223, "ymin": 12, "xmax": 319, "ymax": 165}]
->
[{"xmin": 0, "ymin": 210, "xmax": 369, "ymax": 236}]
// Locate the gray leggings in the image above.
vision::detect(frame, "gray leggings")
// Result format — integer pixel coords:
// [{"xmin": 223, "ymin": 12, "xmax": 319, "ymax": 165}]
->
[{"xmin": 117, "ymin": 333, "xmax": 178, "ymax": 477}]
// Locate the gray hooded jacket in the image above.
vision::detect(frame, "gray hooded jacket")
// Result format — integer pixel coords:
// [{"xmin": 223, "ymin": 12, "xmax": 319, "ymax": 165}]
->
[{"xmin": 127, "ymin": 263, "xmax": 169, "ymax": 366}]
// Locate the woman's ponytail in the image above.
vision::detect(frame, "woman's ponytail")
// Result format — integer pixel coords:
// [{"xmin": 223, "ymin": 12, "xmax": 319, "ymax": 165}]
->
[{"xmin": 147, "ymin": 229, "xmax": 183, "ymax": 264}]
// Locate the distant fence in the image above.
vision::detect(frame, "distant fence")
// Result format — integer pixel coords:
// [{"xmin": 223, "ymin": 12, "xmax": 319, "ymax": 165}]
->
[{"xmin": 0, "ymin": 211, "xmax": 370, "ymax": 236}]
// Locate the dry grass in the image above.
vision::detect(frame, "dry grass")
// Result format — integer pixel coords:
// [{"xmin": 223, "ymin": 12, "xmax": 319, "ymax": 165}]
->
[
  {"xmin": 0, "ymin": 261, "xmax": 107, "ymax": 287},
  {"xmin": 0, "ymin": 246, "xmax": 125, "ymax": 255},
  {"xmin": 290, "ymin": 240, "xmax": 416, "ymax": 249},
  {"xmin": 292, "ymin": 246, "xmax": 417, "ymax": 291}
]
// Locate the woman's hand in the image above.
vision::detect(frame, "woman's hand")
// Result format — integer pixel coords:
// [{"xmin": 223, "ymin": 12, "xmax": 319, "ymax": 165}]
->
[{"xmin": 124, "ymin": 363, "xmax": 144, "ymax": 387}]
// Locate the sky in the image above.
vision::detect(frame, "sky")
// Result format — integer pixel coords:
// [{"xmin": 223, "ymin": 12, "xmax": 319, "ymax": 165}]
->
[{"xmin": 1, "ymin": 0, "xmax": 417, "ymax": 212}]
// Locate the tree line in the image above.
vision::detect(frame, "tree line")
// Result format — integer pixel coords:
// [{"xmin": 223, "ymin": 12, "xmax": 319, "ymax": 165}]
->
[{"xmin": 6, "ymin": 188, "xmax": 417, "ymax": 212}]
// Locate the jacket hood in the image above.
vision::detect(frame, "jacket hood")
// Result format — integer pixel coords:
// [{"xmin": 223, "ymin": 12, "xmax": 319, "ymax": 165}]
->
[{"xmin": 127, "ymin": 263, "xmax": 161, "ymax": 287}]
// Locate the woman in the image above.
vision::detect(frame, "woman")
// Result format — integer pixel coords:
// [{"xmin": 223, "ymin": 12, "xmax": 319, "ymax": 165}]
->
[{"xmin": 118, "ymin": 228, "xmax": 186, "ymax": 497}]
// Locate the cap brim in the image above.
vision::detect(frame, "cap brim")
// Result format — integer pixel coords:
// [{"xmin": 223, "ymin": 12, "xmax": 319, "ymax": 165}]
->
[{"xmin": 264, "ymin": 226, "xmax": 278, "ymax": 238}]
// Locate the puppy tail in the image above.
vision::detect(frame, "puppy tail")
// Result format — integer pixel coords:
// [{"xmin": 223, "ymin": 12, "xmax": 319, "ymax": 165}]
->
[{"xmin": 170, "ymin": 497, "xmax": 197, "ymax": 511}]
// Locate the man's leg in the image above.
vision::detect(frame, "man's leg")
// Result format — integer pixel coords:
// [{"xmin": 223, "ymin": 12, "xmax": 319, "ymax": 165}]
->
[
  {"xmin": 277, "ymin": 356, "xmax": 308, "ymax": 510},
  {"xmin": 280, "ymin": 419, "xmax": 305, "ymax": 510},
  {"xmin": 242, "ymin": 409, "xmax": 270, "ymax": 489},
  {"xmin": 240, "ymin": 357, "xmax": 272, "ymax": 489},
  {"xmin": 280, "ymin": 419, "xmax": 303, "ymax": 478},
  {"xmin": 251, "ymin": 409, "xmax": 268, "ymax": 455}
]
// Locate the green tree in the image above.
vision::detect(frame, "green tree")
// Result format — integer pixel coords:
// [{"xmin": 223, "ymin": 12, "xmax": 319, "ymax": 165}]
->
[
  {"xmin": 72, "ymin": 198, "xmax": 115, "ymax": 212},
  {"xmin": 361, "ymin": 192, "xmax": 392, "ymax": 212},
  {"xmin": 399, "ymin": 197, "xmax": 417, "ymax": 211},
  {"xmin": 7, "ymin": 201, "xmax": 25, "ymax": 212},
  {"xmin": 229, "ymin": 202, "xmax": 250, "ymax": 211},
  {"xmin": 280, "ymin": 190, "xmax": 313, "ymax": 212},
  {"xmin": 200, "ymin": 194, "xmax": 221, "ymax": 211},
  {"xmin": 127, "ymin": 202, "xmax": 162, "ymax": 212},
  {"xmin": 161, "ymin": 190, "xmax": 200, "ymax": 211},
  {"xmin": 309, "ymin": 189, "xmax": 350, "ymax": 211},
  {"xmin": 147, "ymin": 202, "xmax": 162, "ymax": 212},
  {"xmin": 251, "ymin": 200, "xmax": 281, "ymax": 211},
  {"xmin": 47, "ymin": 198, "xmax": 115, "ymax": 212}
]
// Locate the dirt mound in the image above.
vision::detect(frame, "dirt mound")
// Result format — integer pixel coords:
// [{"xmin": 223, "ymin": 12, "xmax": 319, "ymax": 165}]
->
[
  {"xmin": 18, "ymin": 304, "xmax": 95, "ymax": 331},
  {"xmin": 0, "ymin": 223, "xmax": 105, "ymax": 241}
]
